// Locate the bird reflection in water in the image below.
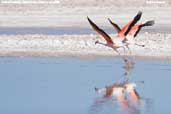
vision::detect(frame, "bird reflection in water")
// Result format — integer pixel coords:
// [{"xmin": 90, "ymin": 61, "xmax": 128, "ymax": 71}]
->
[
  {"xmin": 89, "ymin": 58, "xmax": 148, "ymax": 114},
  {"xmin": 123, "ymin": 57, "xmax": 135, "ymax": 76},
  {"xmin": 90, "ymin": 81, "xmax": 144, "ymax": 114}
]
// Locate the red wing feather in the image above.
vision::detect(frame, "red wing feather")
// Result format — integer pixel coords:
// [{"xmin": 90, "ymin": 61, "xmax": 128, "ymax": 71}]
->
[
  {"xmin": 108, "ymin": 18, "xmax": 121, "ymax": 33},
  {"xmin": 87, "ymin": 17, "xmax": 114, "ymax": 44},
  {"xmin": 124, "ymin": 11, "xmax": 142, "ymax": 36}
]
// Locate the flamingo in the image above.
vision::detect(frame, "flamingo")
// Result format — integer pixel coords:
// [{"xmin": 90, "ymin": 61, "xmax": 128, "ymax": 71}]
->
[
  {"xmin": 87, "ymin": 17, "xmax": 125, "ymax": 55},
  {"xmin": 87, "ymin": 11, "xmax": 141, "ymax": 55},
  {"xmin": 108, "ymin": 11, "xmax": 154, "ymax": 52}
]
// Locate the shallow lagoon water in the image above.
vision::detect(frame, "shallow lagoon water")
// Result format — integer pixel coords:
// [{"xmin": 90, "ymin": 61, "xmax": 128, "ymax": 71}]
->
[
  {"xmin": 0, "ymin": 27, "xmax": 167, "ymax": 35},
  {"xmin": 0, "ymin": 57, "xmax": 171, "ymax": 114},
  {"xmin": 0, "ymin": 27, "xmax": 104, "ymax": 35}
]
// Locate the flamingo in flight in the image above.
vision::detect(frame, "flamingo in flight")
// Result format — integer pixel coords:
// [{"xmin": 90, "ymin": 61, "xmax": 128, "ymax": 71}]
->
[
  {"xmin": 87, "ymin": 11, "xmax": 142, "ymax": 55},
  {"xmin": 108, "ymin": 11, "xmax": 154, "ymax": 51}
]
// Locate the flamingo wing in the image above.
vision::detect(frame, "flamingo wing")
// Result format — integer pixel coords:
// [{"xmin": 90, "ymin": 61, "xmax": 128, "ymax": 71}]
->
[
  {"xmin": 134, "ymin": 20, "xmax": 155, "ymax": 37},
  {"xmin": 124, "ymin": 11, "xmax": 142, "ymax": 36},
  {"xmin": 133, "ymin": 26, "xmax": 141, "ymax": 37},
  {"xmin": 87, "ymin": 17, "xmax": 114, "ymax": 44},
  {"xmin": 108, "ymin": 18, "xmax": 121, "ymax": 33},
  {"xmin": 120, "ymin": 21, "xmax": 132, "ymax": 35}
]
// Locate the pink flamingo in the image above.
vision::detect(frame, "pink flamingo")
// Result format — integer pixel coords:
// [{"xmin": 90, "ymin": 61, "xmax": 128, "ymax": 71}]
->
[
  {"xmin": 108, "ymin": 11, "xmax": 154, "ymax": 52},
  {"xmin": 87, "ymin": 11, "xmax": 142, "ymax": 55}
]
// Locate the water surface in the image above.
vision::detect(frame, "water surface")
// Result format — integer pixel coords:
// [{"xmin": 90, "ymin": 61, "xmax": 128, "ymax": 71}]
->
[
  {"xmin": 0, "ymin": 26, "xmax": 168, "ymax": 35},
  {"xmin": 0, "ymin": 57, "xmax": 170, "ymax": 114},
  {"xmin": 0, "ymin": 27, "xmax": 102, "ymax": 35}
]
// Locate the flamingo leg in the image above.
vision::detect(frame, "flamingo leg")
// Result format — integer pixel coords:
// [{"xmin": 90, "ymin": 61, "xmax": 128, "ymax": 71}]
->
[
  {"xmin": 122, "ymin": 46, "xmax": 127, "ymax": 58},
  {"xmin": 113, "ymin": 48, "xmax": 121, "ymax": 56},
  {"xmin": 126, "ymin": 45, "xmax": 132, "ymax": 55},
  {"xmin": 122, "ymin": 46, "xmax": 126, "ymax": 56}
]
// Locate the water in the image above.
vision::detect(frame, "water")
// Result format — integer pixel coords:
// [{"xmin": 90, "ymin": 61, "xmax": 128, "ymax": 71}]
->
[
  {"xmin": 0, "ymin": 57, "xmax": 170, "ymax": 114},
  {"xmin": 0, "ymin": 27, "xmax": 108, "ymax": 35},
  {"xmin": 0, "ymin": 27, "xmax": 166, "ymax": 35},
  {"xmin": 0, "ymin": 26, "xmax": 169, "ymax": 35}
]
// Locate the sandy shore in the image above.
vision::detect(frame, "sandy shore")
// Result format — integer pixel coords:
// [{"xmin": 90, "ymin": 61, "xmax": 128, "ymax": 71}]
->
[{"xmin": 0, "ymin": 33, "xmax": 170, "ymax": 59}]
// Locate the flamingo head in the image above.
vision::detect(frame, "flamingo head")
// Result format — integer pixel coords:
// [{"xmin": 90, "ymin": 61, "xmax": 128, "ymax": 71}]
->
[{"xmin": 95, "ymin": 40, "xmax": 99, "ymax": 45}]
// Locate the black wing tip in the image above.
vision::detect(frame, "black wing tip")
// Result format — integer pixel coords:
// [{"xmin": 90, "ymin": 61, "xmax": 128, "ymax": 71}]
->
[
  {"xmin": 135, "ymin": 11, "xmax": 142, "ymax": 20},
  {"xmin": 138, "ymin": 11, "xmax": 142, "ymax": 15},
  {"xmin": 87, "ymin": 16, "xmax": 90, "ymax": 21},
  {"xmin": 133, "ymin": 11, "xmax": 142, "ymax": 22},
  {"xmin": 107, "ymin": 18, "xmax": 113, "ymax": 23},
  {"xmin": 107, "ymin": 18, "xmax": 111, "ymax": 21},
  {"xmin": 147, "ymin": 20, "xmax": 155, "ymax": 26},
  {"xmin": 142, "ymin": 20, "xmax": 155, "ymax": 27},
  {"xmin": 87, "ymin": 16, "xmax": 94, "ymax": 25},
  {"xmin": 137, "ymin": 11, "xmax": 142, "ymax": 17}
]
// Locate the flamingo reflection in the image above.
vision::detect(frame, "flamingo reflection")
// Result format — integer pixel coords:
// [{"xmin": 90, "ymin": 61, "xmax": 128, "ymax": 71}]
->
[
  {"xmin": 95, "ymin": 83, "xmax": 129, "ymax": 110},
  {"xmin": 125, "ymin": 82, "xmax": 141, "ymax": 105},
  {"xmin": 91, "ymin": 81, "xmax": 143, "ymax": 114}
]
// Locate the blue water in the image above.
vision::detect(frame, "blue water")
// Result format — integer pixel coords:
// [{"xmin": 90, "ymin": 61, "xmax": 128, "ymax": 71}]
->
[
  {"xmin": 0, "ymin": 27, "xmax": 150, "ymax": 35},
  {"xmin": 0, "ymin": 57, "xmax": 170, "ymax": 114},
  {"xmin": 0, "ymin": 27, "xmax": 167, "ymax": 35},
  {"xmin": 0, "ymin": 27, "xmax": 105, "ymax": 35}
]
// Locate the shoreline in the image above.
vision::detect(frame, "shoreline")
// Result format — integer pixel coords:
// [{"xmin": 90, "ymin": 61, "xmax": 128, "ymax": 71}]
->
[
  {"xmin": 0, "ymin": 50, "xmax": 171, "ymax": 61},
  {"xmin": 0, "ymin": 33, "xmax": 170, "ymax": 60}
]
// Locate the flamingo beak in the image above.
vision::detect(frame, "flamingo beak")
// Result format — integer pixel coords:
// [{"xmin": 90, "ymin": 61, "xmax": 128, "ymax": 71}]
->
[
  {"xmin": 95, "ymin": 41, "xmax": 98, "ymax": 45},
  {"xmin": 142, "ymin": 45, "xmax": 145, "ymax": 47}
]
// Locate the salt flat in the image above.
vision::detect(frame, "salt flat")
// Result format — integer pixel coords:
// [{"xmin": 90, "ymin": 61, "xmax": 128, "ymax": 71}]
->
[
  {"xmin": 0, "ymin": 4, "xmax": 170, "ymax": 28},
  {"xmin": 0, "ymin": 33, "xmax": 170, "ymax": 59}
]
